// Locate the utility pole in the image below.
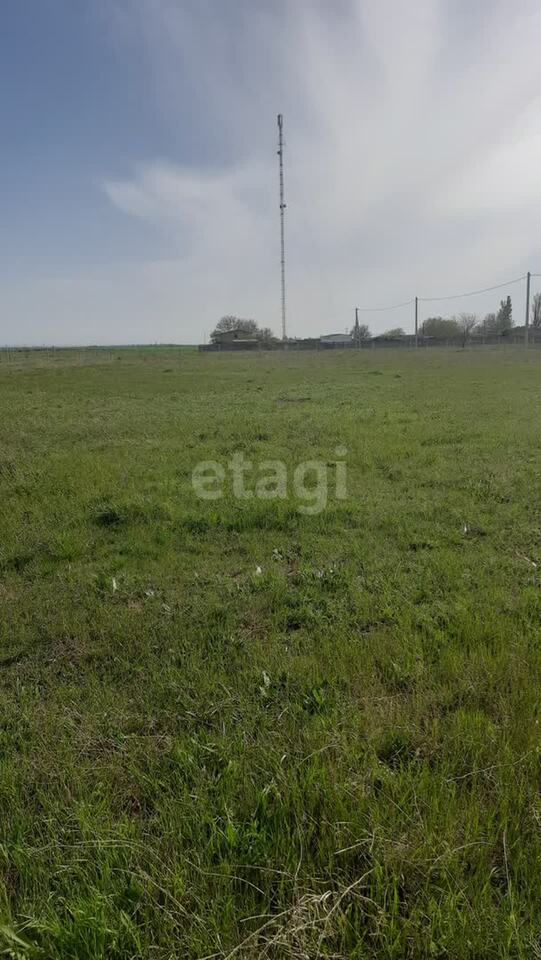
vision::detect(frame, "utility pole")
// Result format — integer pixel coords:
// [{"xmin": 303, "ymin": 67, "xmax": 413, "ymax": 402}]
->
[
  {"xmin": 277, "ymin": 114, "xmax": 287, "ymax": 341},
  {"xmin": 525, "ymin": 271, "xmax": 531, "ymax": 348},
  {"xmin": 354, "ymin": 307, "xmax": 360, "ymax": 348},
  {"xmin": 415, "ymin": 296, "xmax": 418, "ymax": 347}
]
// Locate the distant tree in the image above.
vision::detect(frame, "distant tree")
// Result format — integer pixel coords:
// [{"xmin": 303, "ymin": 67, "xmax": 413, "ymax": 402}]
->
[
  {"xmin": 483, "ymin": 299, "xmax": 513, "ymax": 335},
  {"xmin": 383, "ymin": 327, "xmax": 406, "ymax": 339},
  {"xmin": 456, "ymin": 312, "xmax": 478, "ymax": 347},
  {"xmin": 211, "ymin": 316, "xmax": 259, "ymax": 341},
  {"xmin": 531, "ymin": 292, "xmax": 541, "ymax": 328},
  {"xmin": 352, "ymin": 323, "xmax": 372, "ymax": 343},
  {"xmin": 257, "ymin": 326, "xmax": 278, "ymax": 345},
  {"xmin": 420, "ymin": 316, "xmax": 460, "ymax": 339},
  {"xmin": 496, "ymin": 296, "xmax": 513, "ymax": 332},
  {"xmin": 210, "ymin": 316, "xmax": 278, "ymax": 344},
  {"xmin": 483, "ymin": 312, "xmax": 498, "ymax": 334}
]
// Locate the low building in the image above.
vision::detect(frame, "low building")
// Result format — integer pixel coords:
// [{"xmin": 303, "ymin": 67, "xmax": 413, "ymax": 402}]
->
[
  {"xmin": 320, "ymin": 333, "xmax": 352, "ymax": 343},
  {"xmin": 214, "ymin": 327, "xmax": 256, "ymax": 342},
  {"xmin": 319, "ymin": 333, "xmax": 354, "ymax": 347},
  {"xmin": 204, "ymin": 327, "xmax": 261, "ymax": 351}
]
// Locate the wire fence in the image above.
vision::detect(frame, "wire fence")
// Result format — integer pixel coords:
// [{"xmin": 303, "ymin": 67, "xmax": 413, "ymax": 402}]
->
[
  {"xmin": 0, "ymin": 346, "xmax": 183, "ymax": 366},
  {"xmin": 0, "ymin": 346, "xmax": 119, "ymax": 365}
]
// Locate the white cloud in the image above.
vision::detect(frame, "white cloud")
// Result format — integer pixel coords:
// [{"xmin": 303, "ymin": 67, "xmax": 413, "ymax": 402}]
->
[{"xmin": 5, "ymin": 0, "xmax": 541, "ymax": 343}]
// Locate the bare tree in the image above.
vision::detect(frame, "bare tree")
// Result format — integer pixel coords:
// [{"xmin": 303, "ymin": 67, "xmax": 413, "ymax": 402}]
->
[
  {"xmin": 258, "ymin": 327, "xmax": 278, "ymax": 345},
  {"xmin": 456, "ymin": 313, "xmax": 478, "ymax": 347},
  {"xmin": 531, "ymin": 293, "xmax": 541, "ymax": 328}
]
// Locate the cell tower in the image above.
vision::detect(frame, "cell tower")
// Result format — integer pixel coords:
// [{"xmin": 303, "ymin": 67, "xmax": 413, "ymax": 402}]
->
[{"xmin": 277, "ymin": 114, "xmax": 287, "ymax": 341}]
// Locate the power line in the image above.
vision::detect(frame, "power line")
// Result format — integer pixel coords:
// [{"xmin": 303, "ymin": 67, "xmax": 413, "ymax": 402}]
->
[
  {"xmin": 418, "ymin": 275, "xmax": 526, "ymax": 303},
  {"xmin": 355, "ymin": 297, "xmax": 415, "ymax": 313},
  {"xmin": 353, "ymin": 275, "xmax": 528, "ymax": 314}
]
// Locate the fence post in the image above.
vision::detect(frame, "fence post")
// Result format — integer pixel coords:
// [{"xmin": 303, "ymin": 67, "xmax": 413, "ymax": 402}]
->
[
  {"xmin": 525, "ymin": 271, "xmax": 531, "ymax": 348},
  {"xmin": 415, "ymin": 296, "xmax": 418, "ymax": 347}
]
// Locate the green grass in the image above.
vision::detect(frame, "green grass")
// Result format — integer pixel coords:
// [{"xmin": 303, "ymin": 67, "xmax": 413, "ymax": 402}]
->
[{"xmin": 1, "ymin": 345, "xmax": 541, "ymax": 958}]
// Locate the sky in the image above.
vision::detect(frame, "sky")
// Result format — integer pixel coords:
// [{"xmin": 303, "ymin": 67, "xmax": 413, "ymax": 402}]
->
[{"xmin": 2, "ymin": 0, "xmax": 541, "ymax": 345}]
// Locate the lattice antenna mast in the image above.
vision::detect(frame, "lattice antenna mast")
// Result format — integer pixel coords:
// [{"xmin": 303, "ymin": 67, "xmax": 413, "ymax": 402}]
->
[{"xmin": 277, "ymin": 114, "xmax": 287, "ymax": 341}]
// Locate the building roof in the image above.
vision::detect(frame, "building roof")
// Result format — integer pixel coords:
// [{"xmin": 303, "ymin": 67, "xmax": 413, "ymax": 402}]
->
[
  {"xmin": 213, "ymin": 327, "xmax": 258, "ymax": 341},
  {"xmin": 320, "ymin": 333, "xmax": 352, "ymax": 342}
]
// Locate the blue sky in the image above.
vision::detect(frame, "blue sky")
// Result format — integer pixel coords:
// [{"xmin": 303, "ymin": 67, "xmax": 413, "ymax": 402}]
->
[
  {"xmin": 1, "ymin": 2, "xmax": 175, "ymax": 274},
  {"xmin": 2, "ymin": 0, "xmax": 541, "ymax": 344}
]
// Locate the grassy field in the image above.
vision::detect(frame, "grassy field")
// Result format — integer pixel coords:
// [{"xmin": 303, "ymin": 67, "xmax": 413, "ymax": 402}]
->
[{"xmin": 1, "ymin": 346, "xmax": 541, "ymax": 959}]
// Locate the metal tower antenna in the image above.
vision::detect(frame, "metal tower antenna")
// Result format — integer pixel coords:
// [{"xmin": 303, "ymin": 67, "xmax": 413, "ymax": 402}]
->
[{"xmin": 277, "ymin": 114, "xmax": 287, "ymax": 341}]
